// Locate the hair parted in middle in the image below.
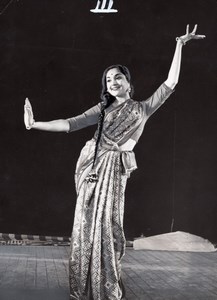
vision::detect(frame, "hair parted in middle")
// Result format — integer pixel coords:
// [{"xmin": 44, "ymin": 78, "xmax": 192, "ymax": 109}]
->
[
  {"xmin": 101, "ymin": 64, "xmax": 134, "ymax": 107},
  {"xmin": 92, "ymin": 65, "xmax": 134, "ymax": 168}
]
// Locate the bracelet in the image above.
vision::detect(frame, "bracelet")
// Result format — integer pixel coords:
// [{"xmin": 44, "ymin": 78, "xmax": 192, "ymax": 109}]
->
[
  {"xmin": 26, "ymin": 119, "xmax": 35, "ymax": 130},
  {"xmin": 176, "ymin": 37, "xmax": 186, "ymax": 45}
]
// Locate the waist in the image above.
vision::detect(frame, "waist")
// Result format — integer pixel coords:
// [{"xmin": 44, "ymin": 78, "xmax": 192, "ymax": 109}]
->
[
  {"xmin": 119, "ymin": 138, "xmax": 136, "ymax": 151},
  {"xmin": 98, "ymin": 138, "xmax": 136, "ymax": 152}
]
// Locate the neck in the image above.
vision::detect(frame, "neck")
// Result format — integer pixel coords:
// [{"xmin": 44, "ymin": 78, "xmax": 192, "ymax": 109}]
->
[{"xmin": 115, "ymin": 93, "xmax": 130, "ymax": 103}]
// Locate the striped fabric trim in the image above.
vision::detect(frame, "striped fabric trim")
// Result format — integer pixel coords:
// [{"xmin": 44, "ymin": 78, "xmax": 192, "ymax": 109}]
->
[{"xmin": 0, "ymin": 233, "xmax": 71, "ymax": 244}]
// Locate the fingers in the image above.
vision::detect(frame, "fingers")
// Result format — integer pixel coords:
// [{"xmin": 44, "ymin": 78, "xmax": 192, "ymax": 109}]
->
[
  {"xmin": 24, "ymin": 108, "xmax": 31, "ymax": 120},
  {"xmin": 25, "ymin": 97, "xmax": 31, "ymax": 108},
  {"xmin": 186, "ymin": 24, "xmax": 197, "ymax": 35},
  {"xmin": 184, "ymin": 24, "xmax": 206, "ymax": 41},
  {"xmin": 24, "ymin": 98, "xmax": 34, "ymax": 130},
  {"xmin": 24, "ymin": 98, "xmax": 33, "ymax": 116},
  {"xmin": 24, "ymin": 107, "xmax": 34, "ymax": 130},
  {"xmin": 194, "ymin": 34, "xmax": 206, "ymax": 39},
  {"xmin": 192, "ymin": 24, "xmax": 197, "ymax": 34},
  {"xmin": 26, "ymin": 107, "xmax": 32, "ymax": 116},
  {"xmin": 24, "ymin": 97, "xmax": 34, "ymax": 120}
]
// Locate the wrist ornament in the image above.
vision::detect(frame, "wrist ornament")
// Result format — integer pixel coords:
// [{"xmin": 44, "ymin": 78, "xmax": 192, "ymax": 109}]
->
[
  {"xmin": 26, "ymin": 119, "xmax": 35, "ymax": 130},
  {"xmin": 176, "ymin": 37, "xmax": 186, "ymax": 45}
]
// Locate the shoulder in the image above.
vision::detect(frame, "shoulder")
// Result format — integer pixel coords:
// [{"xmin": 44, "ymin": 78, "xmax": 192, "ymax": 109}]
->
[
  {"xmin": 129, "ymin": 99, "xmax": 144, "ymax": 109},
  {"xmin": 128, "ymin": 99, "xmax": 144, "ymax": 117}
]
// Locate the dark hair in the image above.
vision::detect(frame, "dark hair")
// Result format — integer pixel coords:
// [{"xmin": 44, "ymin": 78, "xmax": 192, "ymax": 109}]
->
[
  {"xmin": 92, "ymin": 65, "xmax": 134, "ymax": 169},
  {"xmin": 101, "ymin": 64, "xmax": 134, "ymax": 106}
]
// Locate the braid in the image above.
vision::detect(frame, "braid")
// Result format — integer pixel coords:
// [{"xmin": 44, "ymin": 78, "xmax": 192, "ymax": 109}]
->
[
  {"xmin": 92, "ymin": 93, "xmax": 115, "ymax": 168},
  {"xmin": 92, "ymin": 103, "xmax": 105, "ymax": 168}
]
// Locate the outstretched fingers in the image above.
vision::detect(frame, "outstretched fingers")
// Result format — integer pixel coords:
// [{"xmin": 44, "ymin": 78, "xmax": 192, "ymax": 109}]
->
[
  {"xmin": 191, "ymin": 24, "xmax": 197, "ymax": 35},
  {"xmin": 180, "ymin": 24, "xmax": 205, "ymax": 44},
  {"xmin": 24, "ymin": 98, "xmax": 34, "ymax": 114},
  {"xmin": 186, "ymin": 24, "xmax": 206, "ymax": 40},
  {"xmin": 194, "ymin": 34, "xmax": 206, "ymax": 39},
  {"xmin": 192, "ymin": 24, "xmax": 206, "ymax": 39},
  {"xmin": 25, "ymin": 97, "xmax": 31, "ymax": 108}
]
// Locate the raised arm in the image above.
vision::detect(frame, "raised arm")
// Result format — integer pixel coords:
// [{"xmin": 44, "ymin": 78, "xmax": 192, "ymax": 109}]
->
[{"xmin": 165, "ymin": 24, "xmax": 206, "ymax": 90}]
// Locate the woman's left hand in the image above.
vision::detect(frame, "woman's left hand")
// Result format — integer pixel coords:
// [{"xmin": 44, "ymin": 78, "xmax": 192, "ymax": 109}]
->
[{"xmin": 178, "ymin": 24, "xmax": 206, "ymax": 45}]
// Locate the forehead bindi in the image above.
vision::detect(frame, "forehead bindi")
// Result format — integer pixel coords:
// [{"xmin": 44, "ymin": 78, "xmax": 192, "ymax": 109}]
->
[{"xmin": 106, "ymin": 68, "xmax": 122, "ymax": 79}]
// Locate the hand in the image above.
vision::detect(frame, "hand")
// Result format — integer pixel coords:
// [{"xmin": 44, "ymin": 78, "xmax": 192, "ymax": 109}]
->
[
  {"xmin": 178, "ymin": 24, "xmax": 206, "ymax": 45},
  {"xmin": 24, "ymin": 98, "xmax": 35, "ymax": 130}
]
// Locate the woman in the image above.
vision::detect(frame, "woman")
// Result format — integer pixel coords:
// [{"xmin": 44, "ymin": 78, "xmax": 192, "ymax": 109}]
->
[{"xmin": 24, "ymin": 25, "xmax": 205, "ymax": 300}]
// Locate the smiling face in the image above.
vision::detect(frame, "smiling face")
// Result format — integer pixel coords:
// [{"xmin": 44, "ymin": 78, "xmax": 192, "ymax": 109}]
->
[{"xmin": 106, "ymin": 68, "xmax": 131, "ymax": 100}]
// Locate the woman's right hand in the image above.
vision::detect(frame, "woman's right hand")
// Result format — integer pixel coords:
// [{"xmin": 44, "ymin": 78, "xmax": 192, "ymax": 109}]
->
[{"xmin": 24, "ymin": 98, "xmax": 35, "ymax": 130}]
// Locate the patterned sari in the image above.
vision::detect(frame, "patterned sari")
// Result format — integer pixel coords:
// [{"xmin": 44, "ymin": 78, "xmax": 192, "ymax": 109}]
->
[{"xmin": 68, "ymin": 83, "xmax": 174, "ymax": 300}]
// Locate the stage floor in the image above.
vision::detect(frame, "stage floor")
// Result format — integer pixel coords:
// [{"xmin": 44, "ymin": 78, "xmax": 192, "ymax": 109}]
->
[{"xmin": 0, "ymin": 245, "xmax": 217, "ymax": 299}]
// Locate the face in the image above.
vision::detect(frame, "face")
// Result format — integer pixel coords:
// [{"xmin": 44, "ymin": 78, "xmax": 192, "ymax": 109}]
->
[{"xmin": 106, "ymin": 68, "xmax": 130, "ymax": 99}]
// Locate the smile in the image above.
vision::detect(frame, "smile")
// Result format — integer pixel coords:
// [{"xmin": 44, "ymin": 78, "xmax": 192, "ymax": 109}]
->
[{"xmin": 111, "ymin": 86, "xmax": 121, "ymax": 91}]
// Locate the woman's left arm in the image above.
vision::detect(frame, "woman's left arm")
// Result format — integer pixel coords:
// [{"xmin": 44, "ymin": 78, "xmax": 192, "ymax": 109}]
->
[{"xmin": 165, "ymin": 24, "xmax": 206, "ymax": 90}]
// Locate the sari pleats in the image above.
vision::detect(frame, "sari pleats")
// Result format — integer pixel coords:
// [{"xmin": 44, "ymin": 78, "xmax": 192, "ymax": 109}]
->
[{"xmin": 70, "ymin": 148, "xmax": 127, "ymax": 300}]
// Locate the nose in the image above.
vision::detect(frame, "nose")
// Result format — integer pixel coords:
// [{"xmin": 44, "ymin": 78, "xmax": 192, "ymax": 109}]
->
[{"xmin": 111, "ymin": 78, "xmax": 117, "ymax": 84}]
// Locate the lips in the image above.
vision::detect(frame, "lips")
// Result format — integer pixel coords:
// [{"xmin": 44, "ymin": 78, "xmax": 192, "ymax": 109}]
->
[{"xmin": 111, "ymin": 85, "xmax": 121, "ymax": 91}]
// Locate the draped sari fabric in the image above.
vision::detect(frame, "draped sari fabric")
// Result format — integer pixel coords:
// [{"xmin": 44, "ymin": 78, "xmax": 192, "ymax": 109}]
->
[{"xmin": 68, "ymin": 83, "xmax": 174, "ymax": 300}]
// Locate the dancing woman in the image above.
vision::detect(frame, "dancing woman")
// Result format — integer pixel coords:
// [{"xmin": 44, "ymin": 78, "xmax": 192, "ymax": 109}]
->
[{"xmin": 24, "ymin": 25, "xmax": 205, "ymax": 300}]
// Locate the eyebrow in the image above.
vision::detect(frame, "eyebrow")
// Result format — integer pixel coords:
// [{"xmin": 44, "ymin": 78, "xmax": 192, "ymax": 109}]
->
[{"xmin": 106, "ymin": 72, "xmax": 123, "ymax": 79}]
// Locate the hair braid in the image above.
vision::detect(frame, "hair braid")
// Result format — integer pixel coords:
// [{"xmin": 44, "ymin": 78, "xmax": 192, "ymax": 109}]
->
[
  {"xmin": 92, "ymin": 93, "xmax": 115, "ymax": 169},
  {"xmin": 92, "ymin": 104, "xmax": 105, "ymax": 168}
]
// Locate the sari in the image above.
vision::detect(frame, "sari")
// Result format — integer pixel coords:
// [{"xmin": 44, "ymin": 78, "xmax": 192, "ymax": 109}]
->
[{"xmin": 68, "ymin": 83, "xmax": 174, "ymax": 300}]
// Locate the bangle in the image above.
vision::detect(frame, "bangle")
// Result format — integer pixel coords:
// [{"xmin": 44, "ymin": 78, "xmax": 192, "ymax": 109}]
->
[
  {"xmin": 26, "ymin": 119, "xmax": 35, "ymax": 130},
  {"xmin": 176, "ymin": 37, "xmax": 186, "ymax": 45}
]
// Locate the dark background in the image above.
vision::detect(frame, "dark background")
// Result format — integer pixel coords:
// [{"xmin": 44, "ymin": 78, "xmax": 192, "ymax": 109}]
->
[{"xmin": 0, "ymin": 0, "xmax": 217, "ymax": 241}]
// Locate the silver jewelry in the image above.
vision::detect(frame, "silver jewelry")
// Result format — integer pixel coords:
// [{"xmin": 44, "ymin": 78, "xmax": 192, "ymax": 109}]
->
[
  {"xmin": 176, "ymin": 37, "xmax": 186, "ymax": 45},
  {"xmin": 26, "ymin": 119, "xmax": 35, "ymax": 130}
]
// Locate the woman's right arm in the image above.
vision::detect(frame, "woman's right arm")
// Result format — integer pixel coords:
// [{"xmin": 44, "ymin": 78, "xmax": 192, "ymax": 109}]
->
[
  {"xmin": 24, "ymin": 98, "xmax": 69, "ymax": 132},
  {"xmin": 24, "ymin": 98, "xmax": 101, "ymax": 132},
  {"xmin": 32, "ymin": 119, "xmax": 70, "ymax": 132}
]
